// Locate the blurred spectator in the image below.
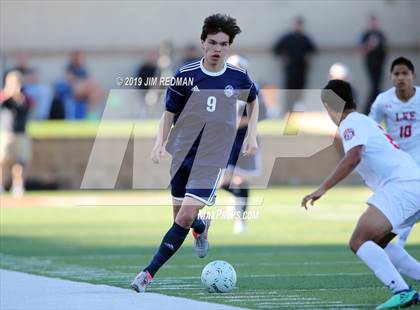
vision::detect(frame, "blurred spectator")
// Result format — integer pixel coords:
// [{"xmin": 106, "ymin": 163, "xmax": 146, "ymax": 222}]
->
[
  {"xmin": 0, "ymin": 71, "xmax": 32, "ymax": 196},
  {"xmin": 5, "ymin": 53, "xmax": 33, "ymax": 79},
  {"xmin": 180, "ymin": 44, "xmax": 201, "ymax": 66},
  {"xmin": 24, "ymin": 68, "xmax": 53, "ymax": 120},
  {"xmin": 273, "ymin": 17, "xmax": 317, "ymax": 115},
  {"xmin": 5, "ymin": 54, "xmax": 53, "ymax": 120},
  {"xmin": 50, "ymin": 72, "xmax": 72, "ymax": 119},
  {"xmin": 53, "ymin": 51, "xmax": 102, "ymax": 120},
  {"xmin": 157, "ymin": 40, "xmax": 175, "ymax": 79},
  {"xmin": 135, "ymin": 50, "xmax": 159, "ymax": 118},
  {"xmin": 136, "ymin": 50, "xmax": 159, "ymax": 91},
  {"xmin": 359, "ymin": 14, "xmax": 387, "ymax": 115},
  {"xmin": 142, "ymin": 41, "xmax": 175, "ymax": 118},
  {"xmin": 328, "ymin": 62, "xmax": 358, "ymax": 105}
]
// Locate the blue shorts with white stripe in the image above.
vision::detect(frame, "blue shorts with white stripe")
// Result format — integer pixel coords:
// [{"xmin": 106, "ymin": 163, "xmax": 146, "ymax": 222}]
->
[{"xmin": 170, "ymin": 156, "xmax": 223, "ymax": 206}]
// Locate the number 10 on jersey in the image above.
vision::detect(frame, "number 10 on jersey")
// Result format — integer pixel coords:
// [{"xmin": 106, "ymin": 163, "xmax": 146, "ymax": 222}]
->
[{"xmin": 400, "ymin": 125, "xmax": 412, "ymax": 138}]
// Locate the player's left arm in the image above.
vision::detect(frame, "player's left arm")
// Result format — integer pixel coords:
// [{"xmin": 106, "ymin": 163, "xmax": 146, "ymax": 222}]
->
[
  {"xmin": 242, "ymin": 97, "xmax": 259, "ymax": 156},
  {"xmin": 301, "ymin": 145, "xmax": 363, "ymax": 209}
]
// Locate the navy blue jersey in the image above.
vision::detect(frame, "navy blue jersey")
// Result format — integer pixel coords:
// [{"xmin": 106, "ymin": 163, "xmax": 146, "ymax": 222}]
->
[
  {"xmin": 165, "ymin": 59, "xmax": 257, "ymax": 167},
  {"xmin": 227, "ymin": 89, "xmax": 265, "ymax": 168}
]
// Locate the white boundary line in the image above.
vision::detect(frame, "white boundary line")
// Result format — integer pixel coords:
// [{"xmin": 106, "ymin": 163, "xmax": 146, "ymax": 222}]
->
[{"xmin": 0, "ymin": 269, "xmax": 246, "ymax": 310}]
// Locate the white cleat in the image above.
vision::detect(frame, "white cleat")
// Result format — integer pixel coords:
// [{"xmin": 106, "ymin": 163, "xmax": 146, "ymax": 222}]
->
[
  {"xmin": 193, "ymin": 216, "xmax": 211, "ymax": 258},
  {"xmin": 11, "ymin": 185, "xmax": 24, "ymax": 198},
  {"xmin": 130, "ymin": 270, "xmax": 153, "ymax": 293},
  {"xmin": 233, "ymin": 220, "xmax": 247, "ymax": 235}
]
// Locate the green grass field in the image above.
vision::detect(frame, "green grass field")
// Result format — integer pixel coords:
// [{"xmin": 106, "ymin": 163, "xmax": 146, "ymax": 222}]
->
[
  {"xmin": 25, "ymin": 117, "xmax": 326, "ymax": 138},
  {"xmin": 1, "ymin": 187, "xmax": 419, "ymax": 309}
]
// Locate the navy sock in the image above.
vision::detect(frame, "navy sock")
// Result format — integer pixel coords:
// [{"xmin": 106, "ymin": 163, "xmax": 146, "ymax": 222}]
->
[
  {"xmin": 222, "ymin": 183, "xmax": 235, "ymax": 195},
  {"xmin": 144, "ymin": 222, "xmax": 189, "ymax": 277},
  {"xmin": 239, "ymin": 187, "xmax": 249, "ymax": 212},
  {"xmin": 235, "ymin": 187, "xmax": 249, "ymax": 218},
  {"xmin": 191, "ymin": 216, "xmax": 205, "ymax": 234}
]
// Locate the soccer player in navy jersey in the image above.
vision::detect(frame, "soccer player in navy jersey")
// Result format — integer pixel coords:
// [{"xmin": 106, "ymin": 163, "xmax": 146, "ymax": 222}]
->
[
  {"xmin": 131, "ymin": 14, "xmax": 259, "ymax": 293},
  {"xmin": 222, "ymin": 54, "xmax": 266, "ymax": 234}
]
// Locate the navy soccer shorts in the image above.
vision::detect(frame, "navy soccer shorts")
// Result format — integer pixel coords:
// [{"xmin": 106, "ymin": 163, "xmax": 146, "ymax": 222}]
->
[{"xmin": 170, "ymin": 157, "xmax": 223, "ymax": 206}]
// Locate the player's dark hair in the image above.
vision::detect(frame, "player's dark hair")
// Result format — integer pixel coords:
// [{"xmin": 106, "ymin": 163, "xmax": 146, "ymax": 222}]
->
[
  {"xmin": 321, "ymin": 80, "xmax": 357, "ymax": 112},
  {"xmin": 390, "ymin": 57, "xmax": 415, "ymax": 73},
  {"xmin": 201, "ymin": 14, "xmax": 241, "ymax": 44}
]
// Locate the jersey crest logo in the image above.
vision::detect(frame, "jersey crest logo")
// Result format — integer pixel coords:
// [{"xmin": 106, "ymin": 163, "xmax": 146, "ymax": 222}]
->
[
  {"xmin": 343, "ymin": 128, "xmax": 355, "ymax": 141},
  {"xmin": 224, "ymin": 85, "xmax": 234, "ymax": 98}
]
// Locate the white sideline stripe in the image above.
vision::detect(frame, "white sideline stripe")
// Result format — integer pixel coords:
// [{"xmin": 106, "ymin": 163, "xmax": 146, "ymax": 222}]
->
[{"xmin": 0, "ymin": 269, "xmax": 246, "ymax": 310}]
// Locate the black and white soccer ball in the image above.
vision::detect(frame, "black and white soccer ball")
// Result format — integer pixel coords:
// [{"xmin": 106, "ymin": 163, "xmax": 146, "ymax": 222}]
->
[{"xmin": 201, "ymin": 260, "xmax": 237, "ymax": 293}]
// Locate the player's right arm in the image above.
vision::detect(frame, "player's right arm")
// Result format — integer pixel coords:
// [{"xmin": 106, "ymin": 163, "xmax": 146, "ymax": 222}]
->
[
  {"xmin": 301, "ymin": 117, "xmax": 366, "ymax": 209},
  {"xmin": 151, "ymin": 111, "xmax": 174, "ymax": 164},
  {"xmin": 300, "ymin": 145, "xmax": 363, "ymax": 209},
  {"xmin": 151, "ymin": 70, "xmax": 187, "ymax": 163}
]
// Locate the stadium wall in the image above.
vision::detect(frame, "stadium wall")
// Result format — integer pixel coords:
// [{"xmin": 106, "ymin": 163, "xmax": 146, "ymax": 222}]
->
[{"xmin": 26, "ymin": 136, "xmax": 358, "ymax": 189}]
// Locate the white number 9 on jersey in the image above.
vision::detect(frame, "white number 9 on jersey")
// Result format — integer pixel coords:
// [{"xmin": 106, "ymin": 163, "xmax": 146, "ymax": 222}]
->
[{"xmin": 206, "ymin": 96, "xmax": 217, "ymax": 112}]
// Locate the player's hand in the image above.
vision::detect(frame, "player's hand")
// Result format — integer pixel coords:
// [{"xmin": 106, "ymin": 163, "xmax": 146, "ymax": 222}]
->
[
  {"xmin": 242, "ymin": 135, "xmax": 258, "ymax": 156},
  {"xmin": 151, "ymin": 144, "xmax": 164, "ymax": 164},
  {"xmin": 301, "ymin": 187, "xmax": 326, "ymax": 210}
]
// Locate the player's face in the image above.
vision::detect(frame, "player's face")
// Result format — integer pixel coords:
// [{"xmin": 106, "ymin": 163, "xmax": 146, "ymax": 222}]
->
[
  {"xmin": 391, "ymin": 64, "xmax": 415, "ymax": 91},
  {"xmin": 201, "ymin": 32, "xmax": 231, "ymax": 67}
]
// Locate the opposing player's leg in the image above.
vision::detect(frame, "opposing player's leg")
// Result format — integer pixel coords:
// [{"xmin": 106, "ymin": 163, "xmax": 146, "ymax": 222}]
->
[
  {"xmin": 384, "ymin": 242, "xmax": 420, "ymax": 281},
  {"xmin": 395, "ymin": 226, "xmax": 413, "ymax": 248},
  {"xmin": 350, "ymin": 205, "xmax": 418, "ymax": 309}
]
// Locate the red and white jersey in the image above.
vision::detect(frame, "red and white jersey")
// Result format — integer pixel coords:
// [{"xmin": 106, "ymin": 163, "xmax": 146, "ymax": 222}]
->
[
  {"xmin": 369, "ymin": 86, "xmax": 420, "ymax": 165},
  {"xmin": 339, "ymin": 112, "xmax": 420, "ymax": 191}
]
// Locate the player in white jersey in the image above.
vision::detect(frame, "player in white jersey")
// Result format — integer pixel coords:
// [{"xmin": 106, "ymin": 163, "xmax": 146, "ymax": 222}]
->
[
  {"xmin": 302, "ymin": 80, "xmax": 419, "ymax": 309},
  {"xmin": 369, "ymin": 57, "xmax": 419, "ymax": 247}
]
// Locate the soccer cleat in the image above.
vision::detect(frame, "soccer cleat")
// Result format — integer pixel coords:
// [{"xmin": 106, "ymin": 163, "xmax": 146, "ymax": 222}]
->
[
  {"xmin": 130, "ymin": 270, "xmax": 153, "ymax": 293},
  {"xmin": 192, "ymin": 216, "xmax": 211, "ymax": 258},
  {"xmin": 11, "ymin": 185, "xmax": 24, "ymax": 197},
  {"xmin": 375, "ymin": 288, "xmax": 418, "ymax": 309},
  {"xmin": 233, "ymin": 220, "xmax": 247, "ymax": 235}
]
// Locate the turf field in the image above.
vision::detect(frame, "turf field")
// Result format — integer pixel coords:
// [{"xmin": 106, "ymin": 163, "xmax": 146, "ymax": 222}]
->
[
  {"xmin": 26, "ymin": 115, "xmax": 333, "ymax": 138},
  {"xmin": 1, "ymin": 187, "xmax": 419, "ymax": 309}
]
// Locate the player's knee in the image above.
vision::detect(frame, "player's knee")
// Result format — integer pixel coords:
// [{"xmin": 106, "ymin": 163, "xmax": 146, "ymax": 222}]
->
[
  {"xmin": 349, "ymin": 233, "xmax": 368, "ymax": 253},
  {"xmin": 175, "ymin": 210, "xmax": 196, "ymax": 229},
  {"xmin": 349, "ymin": 238, "xmax": 361, "ymax": 253}
]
